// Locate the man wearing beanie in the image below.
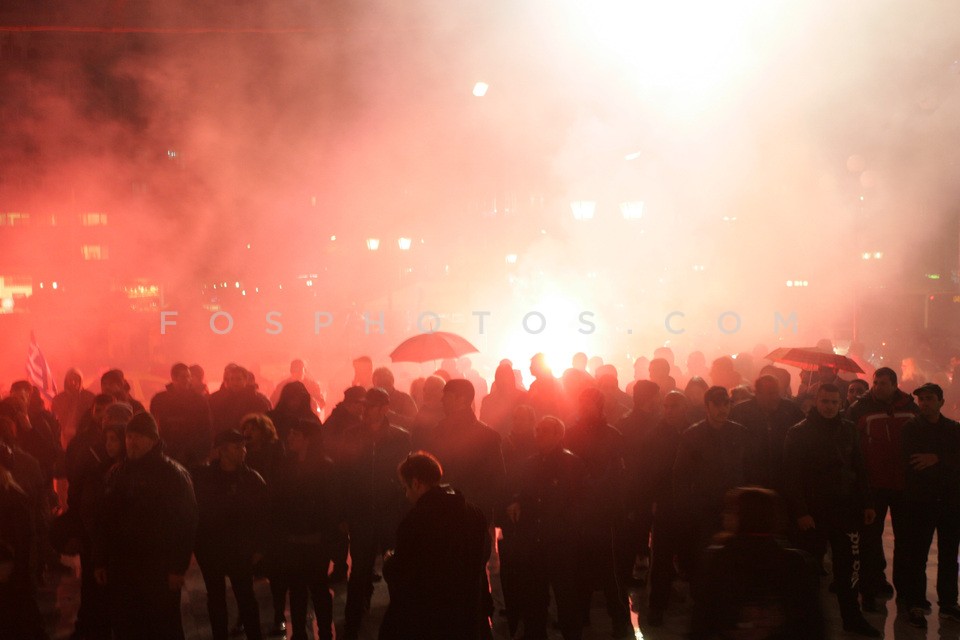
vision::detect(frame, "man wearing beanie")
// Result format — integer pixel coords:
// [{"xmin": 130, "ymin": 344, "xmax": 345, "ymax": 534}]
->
[{"xmin": 94, "ymin": 412, "xmax": 198, "ymax": 639}]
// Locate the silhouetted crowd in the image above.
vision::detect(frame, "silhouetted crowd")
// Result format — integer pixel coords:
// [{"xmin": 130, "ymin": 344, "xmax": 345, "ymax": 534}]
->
[{"xmin": 2, "ymin": 347, "xmax": 960, "ymax": 640}]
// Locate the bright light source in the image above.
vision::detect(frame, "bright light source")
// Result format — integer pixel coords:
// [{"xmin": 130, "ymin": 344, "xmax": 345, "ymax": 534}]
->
[
  {"xmin": 570, "ymin": 201, "xmax": 596, "ymax": 220},
  {"xmin": 472, "ymin": 82, "xmax": 489, "ymax": 97},
  {"xmin": 235, "ymin": 281, "xmax": 240, "ymax": 288},
  {"xmin": 873, "ymin": 252, "xmax": 883, "ymax": 259},
  {"xmin": 862, "ymin": 253, "xmax": 871, "ymax": 260},
  {"xmin": 398, "ymin": 237, "xmax": 412, "ymax": 251},
  {"xmin": 366, "ymin": 238, "xmax": 380, "ymax": 251},
  {"xmin": 786, "ymin": 280, "xmax": 793, "ymax": 287},
  {"xmin": 241, "ymin": 290, "xmax": 246, "ymax": 296},
  {"xmin": 245, "ymin": 244, "xmax": 251, "ymax": 249},
  {"xmin": 693, "ymin": 265, "xmax": 705, "ymax": 272},
  {"xmin": 1, "ymin": 298, "xmax": 13, "ymax": 312},
  {"xmin": 330, "ymin": 235, "xmax": 336, "ymax": 241},
  {"xmin": 927, "ymin": 274, "xmax": 942, "ymax": 280},
  {"xmin": 305, "ymin": 280, "xmax": 313, "ymax": 287},
  {"xmin": 624, "ymin": 151, "xmax": 642, "ymax": 161},
  {"xmin": 39, "ymin": 282, "xmax": 44, "ymax": 289},
  {"xmin": 505, "ymin": 254, "xmax": 518, "ymax": 264},
  {"xmin": 620, "ymin": 201, "xmax": 644, "ymax": 219}
]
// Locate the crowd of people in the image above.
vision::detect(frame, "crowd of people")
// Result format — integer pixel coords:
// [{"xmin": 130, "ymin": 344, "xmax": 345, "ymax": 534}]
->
[{"xmin": 1, "ymin": 345, "xmax": 959, "ymax": 640}]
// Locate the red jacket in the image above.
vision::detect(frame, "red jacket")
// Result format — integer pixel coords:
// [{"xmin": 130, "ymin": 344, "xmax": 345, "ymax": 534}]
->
[{"xmin": 847, "ymin": 390, "xmax": 918, "ymax": 491}]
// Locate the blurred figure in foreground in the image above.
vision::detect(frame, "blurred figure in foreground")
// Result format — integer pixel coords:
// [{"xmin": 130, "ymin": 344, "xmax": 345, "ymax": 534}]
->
[{"xmin": 690, "ymin": 487, "xmax": 824, "ymax": 640}]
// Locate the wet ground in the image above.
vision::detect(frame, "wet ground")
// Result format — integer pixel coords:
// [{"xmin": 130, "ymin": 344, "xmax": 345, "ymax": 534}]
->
[{"xmin": 42, "ymin": 517, "xmax": 960, "ymax": 639}]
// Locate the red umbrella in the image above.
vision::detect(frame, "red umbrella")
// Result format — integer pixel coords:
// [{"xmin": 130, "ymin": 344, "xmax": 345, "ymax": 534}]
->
[
  {"xmin": 389, "ymin": 331, "xmax": 479, "ymax": 364},
  {"xmin": 765, "ymin": 347, "xmax": 864, "ymax": 374}
]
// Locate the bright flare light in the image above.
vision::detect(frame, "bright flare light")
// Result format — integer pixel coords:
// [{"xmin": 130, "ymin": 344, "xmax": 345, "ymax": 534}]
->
[
  {"xmin": 366, "ymin": 238, "xmax": 381, "ymax": 251},
  {"xmin": 472, "ymin": 82, "xmax": 489, "ymax": 97},
  {"xmin": 570, "ymin": 201, "xmax": 596, "ymax": 220},
  {"xmin": 397, "ymin": 237, "xmax": 412, "ymax": 251},
  {"xmin": 565, "ymin": 0, "xmax": 782, "ymax": 107},
  {"xmin": 620, "ymin": 201, "xmax": 644, "ymax": 219}
]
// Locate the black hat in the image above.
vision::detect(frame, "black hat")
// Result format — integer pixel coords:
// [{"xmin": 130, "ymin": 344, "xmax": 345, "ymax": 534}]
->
[
  {"xmin": 363, "ymin": 387, "xmax": 390, "ymax": 407},
  {"xmin": 214, "ymin": 429, "xmax": 245, "ymax": 447},
  {"xmin": 913, "ymin": 383, "xmax": 944, "ymax": 401},
  {"xmin": 126, "ymin": 412, "xmax": 159, "ymax": 440},
  {"xmin": 103, "ymin": 402, "xmax": 134, "ymax": 426}
]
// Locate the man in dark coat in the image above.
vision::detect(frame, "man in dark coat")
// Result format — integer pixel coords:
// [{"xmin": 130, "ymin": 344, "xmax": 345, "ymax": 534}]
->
[
  {"xmin": 564, "ymin": 387, "xmax": 633, "ymax": 638},
  {"xmin": 505, "ymin": 416, "xmax": 586, "ymax": 640},
  {"xmin": 672, "ymin": 386, "xmax": 756, "ymax": 579},
  {"xmin": 193, "ymin": 429, "xmax": 268, "ymax": 640},
  {"xmin": 846, "ymin": 366, "xmax": 918, "ymax": 605},
  {"xmin": 898, "ymin": 383, "xmax": 960, "ymax": 628},
  {"xmin": 99, "ymin": 370, "xmax": 146, "ymax": 414},
  {"xmin": 425, "ymin": 379, "xmax": 506, "ymax": 521},
  {"xmin": 646, "ymin": 391, "xmax": 692, "ymax": 626},
  {"xmin": 270, "ymin": 420, "xmax": 341, "ymax": 640},
  {"xmin": 729, "ymin": 374, "xmax": 804, "ymax": 493},
  {"xmin": 94, "ymin": 412, "xmax": 198, "ymax": 640},
  {"xmin": 340, "ymin": 388, "xmax": 412, "ymax": 639},
  {"xmin": 150, "ymin": 362, "xmax": 213, "ymax": 470},
  {"xmin": 209, "ymin": 364, "xmax": 271, "ymax": 437},
  {"xmin": 380, "ymin": 451, "xmax": 489, "ymax": 640},
  {"xmin": 782, "ymin": 384, "xmax": 879, "ymax": 638},
  {"xmin": 321, "ymin": 386, "xmax": 365, "ymax": 583}
]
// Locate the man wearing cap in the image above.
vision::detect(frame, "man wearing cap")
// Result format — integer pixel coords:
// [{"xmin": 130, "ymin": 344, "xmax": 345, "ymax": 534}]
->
[
  {"xmin": 94, "ymin": 412, "xmax": 198, "ymax": 640},
  {"xmin": 340, "ymin": 387, "xmax": 411, "ymax": 639},
  {"xmin": 899, "ymin": 383, "xmax": 960, "ymax": 628},
  {"xmin": 192, "ymin": 429, "xmax": 268, "ymax": 640}
]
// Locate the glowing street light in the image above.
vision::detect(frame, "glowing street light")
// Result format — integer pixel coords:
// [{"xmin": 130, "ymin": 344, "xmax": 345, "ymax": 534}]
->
[
  {"xmin": 570, "ymin": 201, "xmax": 596, "ymax": 220},
  {"xmin": 366, "ymin": 238, "xmax": 381, "ymax": 251},
  {"xmin": 620, "ymin": 201, "xmax": 644, "ymax": 219},
  {"xmin": 472, "ymin": 82, "xmax": 489, "ymax": 97},
  {"xmin": 398, "ymin": 237, "xmax": 412, "ymax": 251}
]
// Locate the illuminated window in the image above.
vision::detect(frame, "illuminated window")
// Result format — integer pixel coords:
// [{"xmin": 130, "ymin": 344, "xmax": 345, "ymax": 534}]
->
[
  {"xmin": 81, "ymin": 213, "xmax": 108, "ymax": 226},
  {"xmin": 0, "ymin": 213, "xmax": 30, "ymax": 226},
  {"xmin": 81, "ymin": 245, "xmax": 108, "ymax": 260}
]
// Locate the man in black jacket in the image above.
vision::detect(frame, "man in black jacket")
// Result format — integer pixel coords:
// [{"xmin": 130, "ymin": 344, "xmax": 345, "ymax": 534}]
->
[
  {"xmin": 94, "ymin": 412, "xmax": 198, "ymax": 640},
  {"xmin": 505, "ymin": 416, "xmax": 586, "ymax": 640},
  {"xmin": 564, "ymin": 387, "xmax": 633, "ymax": 638},
  {"xmin": 193, "ymin": 429, "xmax": 268, "ymax": 640},
  {"xmin": 271, "ymin": 420, "xmax": 341, "ymax": 640},
  {"xmin": 380, "ymin": 451, "xmax": 489, "ymax": 640},
  {"xmin": 899, "ymin": 383, "xmax": 960, "ymax": 628},
  {"xmin": 782, "ymin": 384, "xmax": 879, "ymax": 638},
  {"xmin": 151, "ymin": 362, "xmax": 213, "ymax": 470},
  {"xmin": 729, "ymin": 374, "xmax": 804, "ymax": 493},
  {"xmin": 673, "ymin": 386, "xmax": 755, "ymax": 579},
  {"xmin": 341, "ymin": 388, "xmax": 412, "ymax": 639}
]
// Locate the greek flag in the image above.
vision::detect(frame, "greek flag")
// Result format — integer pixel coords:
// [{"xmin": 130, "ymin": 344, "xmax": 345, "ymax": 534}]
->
[{"xmin": 26, "ymin": 332, "xmax": 57, "ymax": 402}]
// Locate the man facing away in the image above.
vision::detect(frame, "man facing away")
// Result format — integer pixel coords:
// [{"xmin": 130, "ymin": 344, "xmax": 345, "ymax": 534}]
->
[{"xmin": 380, "ymin": 451, "xmax": 489, "ymax": 640}]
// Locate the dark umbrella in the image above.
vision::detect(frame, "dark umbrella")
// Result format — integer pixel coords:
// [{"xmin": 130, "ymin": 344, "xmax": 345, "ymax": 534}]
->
[
  {"xmin": 389, "ymin": 331, "xmax": 480, "ymax": 364},
  {"xmin": 765, "ymin": 347, "xmax": 865, "ymax": 374}
]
